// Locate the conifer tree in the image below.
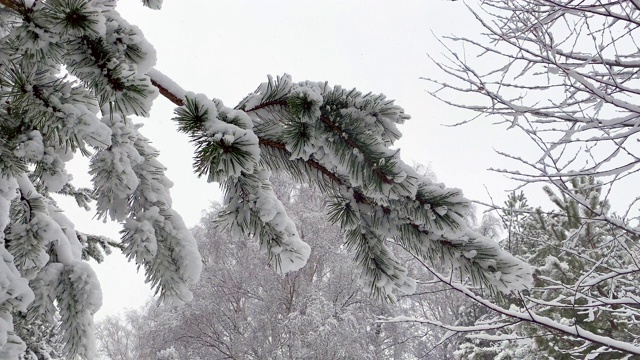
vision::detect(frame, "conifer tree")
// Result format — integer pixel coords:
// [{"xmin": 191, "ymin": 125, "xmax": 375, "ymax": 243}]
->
[
  {"xmin": 456, "ymin": 178, "xmax": 640, "ymax": 359},
  {"xmin": 0, "ymin": 0, "xmax": 531, "ymax": 358}
]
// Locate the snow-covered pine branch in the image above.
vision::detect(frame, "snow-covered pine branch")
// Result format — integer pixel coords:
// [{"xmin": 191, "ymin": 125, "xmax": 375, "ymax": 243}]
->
[
  {"xmin": 0, "ymin": 0, "xmax": 197, "ymax": 357},
  {"xmin": 151, "ymin": 70, "xmax": 532, "ymax": 300}
]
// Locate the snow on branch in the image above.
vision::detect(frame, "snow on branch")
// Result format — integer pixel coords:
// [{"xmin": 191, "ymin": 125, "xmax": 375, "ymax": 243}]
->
[
  {"xmin": 400, "ymin": 251, "xmax": 640, "ymax": 356},
  {"xmin": 147, "ymin": 69, "xmax": 533, "ymax": 300}
]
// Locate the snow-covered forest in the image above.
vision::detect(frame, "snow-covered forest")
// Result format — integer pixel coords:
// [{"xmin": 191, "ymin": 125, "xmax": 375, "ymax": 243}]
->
[{"xmin": 0, "ymin": 0, "xmax": 639, "ymax": 359}]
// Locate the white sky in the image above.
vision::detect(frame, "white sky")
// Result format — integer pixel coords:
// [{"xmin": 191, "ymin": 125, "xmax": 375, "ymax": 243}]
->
[{"xmin": 59, "ymin": 0, "xmax": 535, "ymax": 319}]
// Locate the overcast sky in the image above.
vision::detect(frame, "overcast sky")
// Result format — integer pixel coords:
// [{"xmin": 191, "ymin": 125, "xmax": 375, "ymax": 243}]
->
[{"xmin": 60, "ymin": 0, "xmax": 533, "ymax": 319}]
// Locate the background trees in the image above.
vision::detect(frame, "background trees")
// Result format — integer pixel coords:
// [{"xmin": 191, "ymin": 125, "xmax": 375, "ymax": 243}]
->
[
  {"xmin": 448, "ymin": 179, "xmax": 640, "ymax": 358},
  {"xmin": 427, "ymin": 0, "xmax": 640, "ymax": 226},
  {"xmin": 95, "ymin": 312, "xmax": 142, "ymax": 360},
  {"xmin": 420, "ymin": 0, "xmax": 640, "ymax": 358},
  {"xmin": 97, "ymin": 174, "xmax": 434, "ymax": 359}
]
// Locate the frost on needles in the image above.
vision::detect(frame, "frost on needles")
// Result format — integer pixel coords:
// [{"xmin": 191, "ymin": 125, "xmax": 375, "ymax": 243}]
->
[
  {"xmin": 168, "ymin": 73, "xmax": 532, "ymax": 301},
  {"xmin": 0, "ymin": 0, "xmax": 199, "ymax": 358},
  {"xmin": 0, "ymin": 0, "xmax": 530, "ymax": 358}
]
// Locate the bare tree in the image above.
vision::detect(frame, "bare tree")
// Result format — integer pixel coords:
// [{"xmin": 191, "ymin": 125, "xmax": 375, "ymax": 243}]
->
[
  {"xmin": 96, "ymin": 313, "xmax": 140, "ymax": 360},
  {"xmin": 413, "ymin": 1, "xmax": 640, "ymax": 357},
  {"xmin": 427, "ymin": 0, "xmax": 640, "ymax": 220}
]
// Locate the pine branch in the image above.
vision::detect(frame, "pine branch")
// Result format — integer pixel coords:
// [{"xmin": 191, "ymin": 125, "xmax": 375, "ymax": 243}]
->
[
  {"xmin": 149, "ymin": 74, "xmax": 447, "ymax": 214},
  {"xmin": 150, "ymin": 77, "xmax": 184, "ymax": 107},
  {"xmin": 147, "ymin": 70, "xmax": 532, "ymax": 295},
  {"xmin": 257, "ymin": 138, "xmax": 343, "ymax": 185},
  {"xmin": 246, "ymin": 99, "xmax": 288, "ymax": 112},
  {"xmin": 149, "ymin": 72, "xmax": 348, "ymax": 187},
  {"xmin": 317, "ymin": 113, "xmax": 394, "ymax": 184}
]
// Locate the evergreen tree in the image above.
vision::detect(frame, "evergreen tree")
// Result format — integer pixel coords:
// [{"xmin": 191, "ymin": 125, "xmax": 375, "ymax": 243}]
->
[
  {"xmin": 0, "ymin": 0, "xmax": 531, "ymax": 358},
  {"xmin": 456, "ymin": 178, "xmax": 640, "ymax": 359}
]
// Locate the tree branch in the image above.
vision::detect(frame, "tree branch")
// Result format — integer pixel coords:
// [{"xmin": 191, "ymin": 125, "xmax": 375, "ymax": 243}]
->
[{"xmin": 404, "ymin": 249, "xmax": 640, "ymax": 356}]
